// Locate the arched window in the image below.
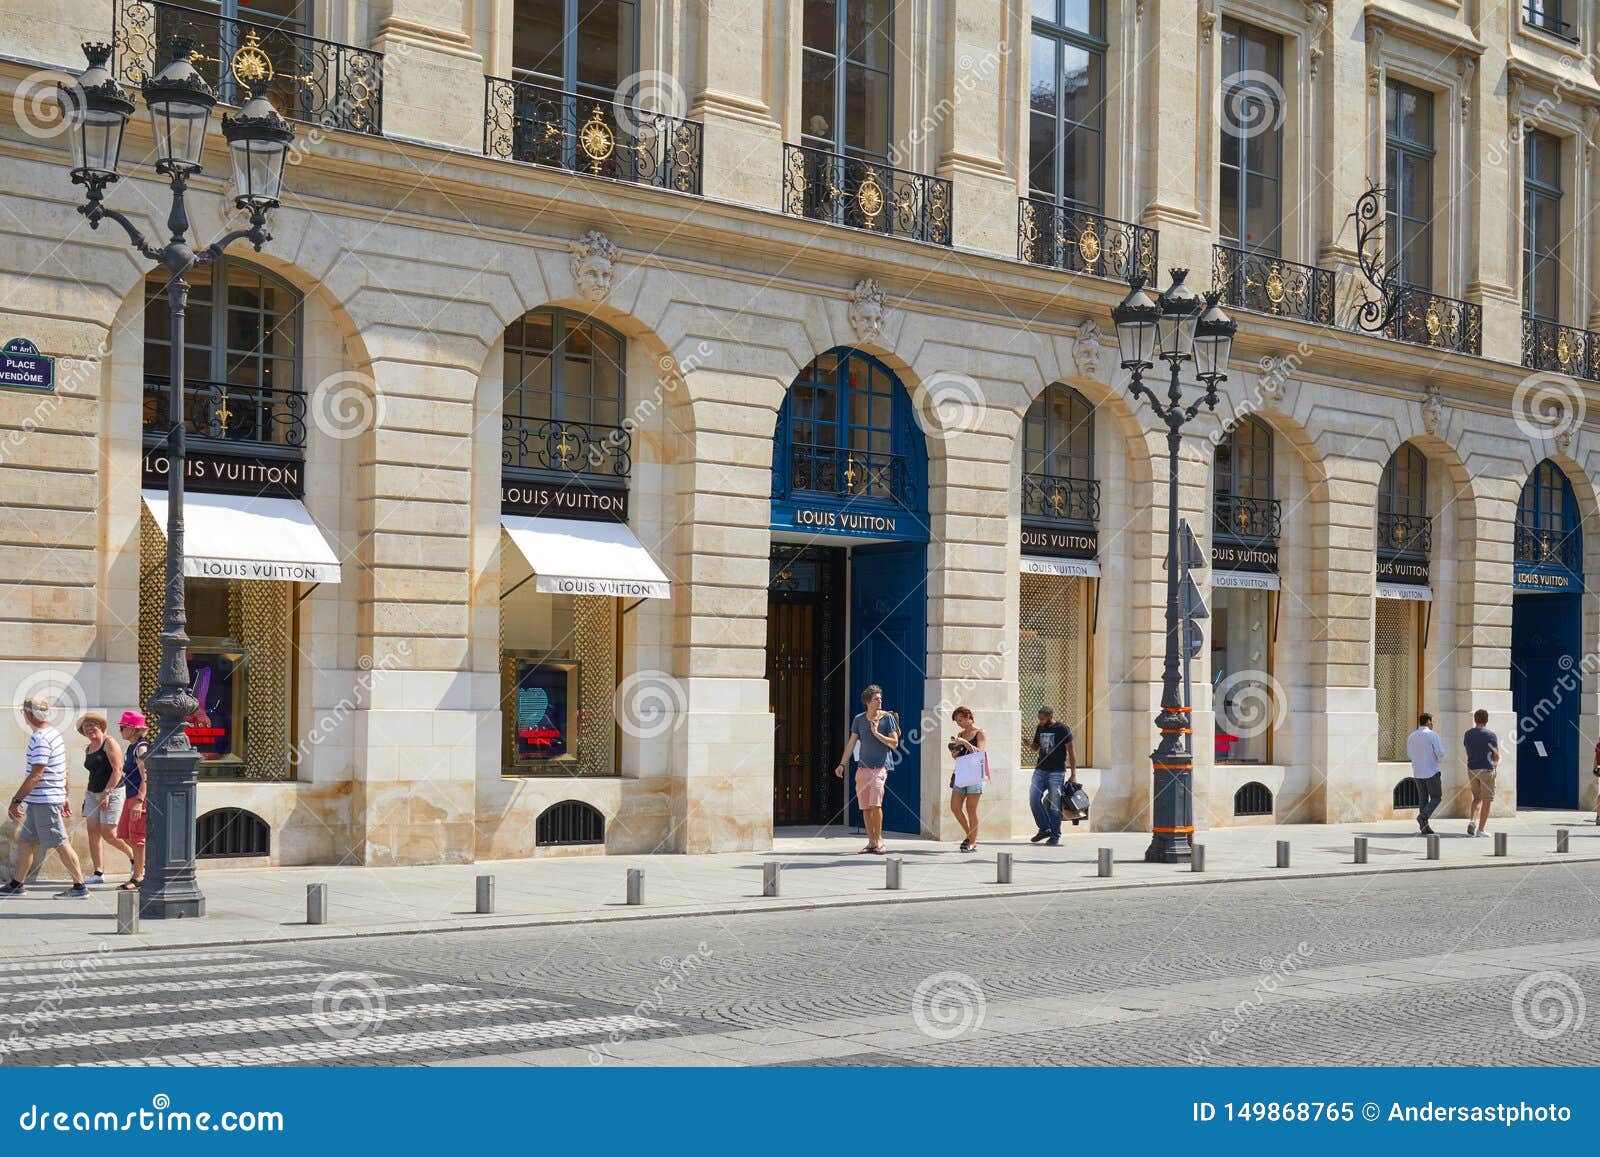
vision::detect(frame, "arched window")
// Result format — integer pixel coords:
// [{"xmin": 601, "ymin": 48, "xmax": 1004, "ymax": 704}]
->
[
  {"xmin": 502, "ymin": 308, "xmax": 628, "ymax": 478},
  {"xmin": 1022, "ymin": 384, "xmax": 1097, "ymax": 523},
  {"xmin": 142, "ymin": 258, "xmax": 304, "ymax": 449},
  {"xmin": 774, "ymin": 348, "xmax": 926, "ymax": 512},
  {"xmin": 1213, "ymin": 415, "xmax": 1277, "ymax": 542},
  {"xmin": 1378, "ymin": 443, "xmax": 1430, "ymax": 556},
  {"xmin": 1516, "ymin": 459, "xmax": 1582, "ymax": 572}
]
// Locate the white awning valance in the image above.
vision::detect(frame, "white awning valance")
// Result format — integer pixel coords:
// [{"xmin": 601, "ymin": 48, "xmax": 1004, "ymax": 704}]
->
[
  {"xmin": 1213, "ymin": 570, "xmax": 1280, "ymax": 591},
  {"xmin": 1376, "ymin": 581, "xmax": 1432, "ymax": 602},
  {"xmin": 1021, "ymin": 555, "xmax": 1101, "ymax": 578},
  {"xmin": 142, "ymin": 490, "xmax": 341, "ymax": 584},
  {"xmin": 501, "ymin": 515, "xmax": 670, "ymax": 600}
]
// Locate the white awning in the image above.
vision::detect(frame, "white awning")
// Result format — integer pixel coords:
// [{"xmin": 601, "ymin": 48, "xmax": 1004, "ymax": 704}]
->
[
  {"xmin": 1213, "ymin": 570, "xmax": 1280, "ymax": 591},
  {"xmin": 1021, "ymin": 555, "xmax": 1101, "ymax": 578},
  {"xmin": 501, "ymin": 514, "xmax": 670, "ymax": 600},
  {"xmin": 1376, "ymin": 581, "xmax": 1432, "ymax": 602},
  {"xmin": 142, "ymin": 490, "xmax": 341, "ymax": 584}
]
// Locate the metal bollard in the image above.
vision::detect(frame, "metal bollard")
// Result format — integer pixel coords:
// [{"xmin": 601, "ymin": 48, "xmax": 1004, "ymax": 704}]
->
[
  {"xmin": 116, "ymin": 889, "xmax": 139, "ymax": 935},
  {"xmin": 626, "ymin": 868, "xmax": 644, "ymax": 906},
  {"xmin": 1557, "ymin": 829, "xmax": 1570, "ymax": 853},
  {"xmin": 1276, "ymin": 840, "xmax": 1290, "ymax": 868},
  {"xmin": 1191, "ymin": 845, "xmax": 1205, "ymax": 873},
  {"xmin": 762, "ymin": 862, "xmax": 781, "ymax": 897},
  {"xmin": 997, "ymin": 852, "xmax": 1013, "ymax": 884},
  {"xmin": 1494, "ymin": 831, "xmax": 1508, "ymax": 857},
  {"xmin": 1097, "ymin": 848, "xmax": 1113, "ymax": 878},
  {"xmin": 1354, "ymin": 836, "xmax": 1368, "ymax": 864},
  {"xmin": 306, "ymin": 883, "xmax": 327, "ymax": 925},
  {"xmin": 475, "ymin": 874, "xmax": 494, "ymax": 914},
  {"xmin": 1426, "ymin": 834, "xmax": 1440, "ymax": 861},
  {"xmin": 886, "ymin": 856, "xmax": 903, "ymax": 890}
]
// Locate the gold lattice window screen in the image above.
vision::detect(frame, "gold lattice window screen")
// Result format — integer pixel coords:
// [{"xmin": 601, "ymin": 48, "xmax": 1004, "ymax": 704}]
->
[
  {"xmin": 1019, "ymin": 574, "xmax": 1090, "ymax": 766},
  {"xmin": 1375, "ymin": 598, "xmax": 1419, "ymax": 762},
  {"xmin": 138, "ymin": 507, "xmax": 163, "ymax": 713}
]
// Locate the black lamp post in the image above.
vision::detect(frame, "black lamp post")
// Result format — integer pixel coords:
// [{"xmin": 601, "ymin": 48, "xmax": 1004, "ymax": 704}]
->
[
  {"xmin": 56, "ymin": 40, "xmax": 294, "ymax": 917},
  {"xmin": 1112, "ymin": 269, "xmax": 1237, "ymax": 863}
]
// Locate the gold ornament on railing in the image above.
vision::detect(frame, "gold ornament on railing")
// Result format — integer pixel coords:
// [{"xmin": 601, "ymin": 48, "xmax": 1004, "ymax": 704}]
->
[{"xmin": 856, "ymin": 172, "xmax": 885, "ymax": 220}]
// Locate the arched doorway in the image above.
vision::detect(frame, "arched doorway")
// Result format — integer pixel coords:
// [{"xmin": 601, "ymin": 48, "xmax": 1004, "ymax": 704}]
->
[
  {"xmin": 768, "ymin": 348, "xmax": 929, "ymax": 833},
  {"xmin": 1512, "ymin": 460, "xmax": 1584, "ymax": 808}
]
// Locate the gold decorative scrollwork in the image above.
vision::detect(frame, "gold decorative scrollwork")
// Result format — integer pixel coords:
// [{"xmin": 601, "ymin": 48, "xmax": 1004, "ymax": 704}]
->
[
  {"xmin": 1424, "ymin": 304, "xmax": 1443, "ymax": 338},
  {"xmin": 856, "ymin": 172, "xmax": 885, "ymax": 219},
  {"xmin": 1077, "ymin": 223, "xmax": 1102, "ymax": 267},
  {"xmin": 230, "ymin": 30, "xmax": 274, "ymax": 87},
  {"xmin": 579, "ymin": 108, "xmax": 615, "ymax": 163}
]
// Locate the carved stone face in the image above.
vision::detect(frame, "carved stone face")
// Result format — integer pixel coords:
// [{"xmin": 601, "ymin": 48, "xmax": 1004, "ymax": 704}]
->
[
  {"xmin": 574, "ymin": 249, "xmax": 613, "ymax": 302},
  {"xmin": 849, "ymin": 293, "xmax": 884, "ymax": 343}
]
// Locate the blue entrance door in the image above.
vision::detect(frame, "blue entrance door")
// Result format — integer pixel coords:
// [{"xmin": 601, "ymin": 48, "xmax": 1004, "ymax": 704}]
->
[
  {"xmin": 1511, "ymin": 592, "xmax": 1581, "ymax": 808},
  {"xmin": 849, "ymin": 543, "xmax": 926, "ymax": 834}
]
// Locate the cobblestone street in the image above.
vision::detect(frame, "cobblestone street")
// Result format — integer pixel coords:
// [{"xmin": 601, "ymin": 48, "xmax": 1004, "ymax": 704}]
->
[{"xmin": 7, "ymin": 858, "xmax": 1600, "ymax": 1066}]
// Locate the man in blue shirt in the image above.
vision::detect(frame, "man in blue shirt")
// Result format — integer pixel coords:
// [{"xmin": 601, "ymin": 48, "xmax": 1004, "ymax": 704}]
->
[
  {"xmin": 1462, "ymin": 709, "xmax": 1499, "ymax": 837},
  {"xmin": 1404, "ymin": 712, "xmax": 1446, "ymax": 835}
]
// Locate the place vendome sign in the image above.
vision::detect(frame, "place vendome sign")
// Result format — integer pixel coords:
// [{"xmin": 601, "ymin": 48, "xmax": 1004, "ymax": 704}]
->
[{"xmin": 0, "ymin": 338, "xmax": 54, "ymax": 392}]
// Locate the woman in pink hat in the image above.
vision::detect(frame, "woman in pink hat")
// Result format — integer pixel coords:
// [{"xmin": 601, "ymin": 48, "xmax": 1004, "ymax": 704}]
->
[{"xmin": 114, "ymin": 711, "xmax": 151, "ymax": 890}]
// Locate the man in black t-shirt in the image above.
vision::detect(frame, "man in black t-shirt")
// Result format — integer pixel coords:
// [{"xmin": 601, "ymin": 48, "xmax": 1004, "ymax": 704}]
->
[{"xmin": 1026, "ymin": 707, "xmax": 1078, "ymax": 845}]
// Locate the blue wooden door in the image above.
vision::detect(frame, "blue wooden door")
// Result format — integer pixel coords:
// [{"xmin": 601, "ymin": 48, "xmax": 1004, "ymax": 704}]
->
[
  {"xmin": 848, "ymin": 544, "xmax": 926, "ymax": 834},
  {"xmin": 1511, "ymin": 592, "xmax": 1581, "ymax": 808}
]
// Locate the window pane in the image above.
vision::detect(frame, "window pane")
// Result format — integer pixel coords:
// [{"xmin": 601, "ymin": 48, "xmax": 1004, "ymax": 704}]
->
[
  {"xmin": 1220, "ymin": 164, "xmax": 1240, "ymax": 245},
  {"xmin": 512, "ymin": 0, "xmax": 565, "ymax": 85},
  {"xmin": 1245, "ymin": 175, "xmax": 1279, "ymax": 252},
  {"xmin": 1061, "ymin": 125, "xmax": 1101, "ymax": 209},
  {"xmin": 803, "ymin": 0, "xmax": 837, "ymax": 51},
  {"xmin": 1402, "ymin": 154, "xmax": 1430, "ymax": 218},
  {"xmin": 801, "ymin": 50, "xmax": 836, "ymax": 146},
  {"xmin": 1029, "ymin": 112, "xmax": 1057, "ymax": 200},
  {"xmin": 1060, "ymin": 45, "xmax": 1098, "ymax": 127},
  {"xmin": 846, "ymin": 0, "xmax": 891, "ymax": 68},
  {"xmin": 575, "ymin": 0, "xmax": 635, "ymax": 93},
  {"xmin": 1245, "ymin": 118, "xmax": 1280, "ymax": 178},
  {"xmin": 1059, "ymin": 0, "xmax": 1098, "ymax": 35},
  {"xmin": 1030, "ymin": 34, "xmax": 1055, "ymax": 115},
  {"xmin": 844, "ymin": 64, "xmax": 890, "ymax": 157},
  {"xmin": 1032, "ymin": 0, "xmax": 1057, "ymax": 19}
]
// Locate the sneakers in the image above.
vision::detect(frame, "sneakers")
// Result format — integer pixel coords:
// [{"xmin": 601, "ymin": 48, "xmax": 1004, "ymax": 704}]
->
[
  {"xmin": 0, "ymin": 880, "xmax": 22, "ymax": 896},
  {"xmin": 1466, "ymin": 823, "xmax": 1477, "ymax": 837},
  {"xmin": 1420, "ymin": 823, "xmax": 1435, "ymax": 836},
  {"xmin": 54, "ymin": 883, "xmax": 88, "ymax": 899},
  {"xmin": 1045, "ymin": 837, "xmax": 1061, "ymax": 846},
  {"xmin": 1029, "ymin": 830, "xmax": 1049, "ymax": 844},
  {"xmin": 85, "ymin": 871, "xmax": 105, "ymax": 885}
]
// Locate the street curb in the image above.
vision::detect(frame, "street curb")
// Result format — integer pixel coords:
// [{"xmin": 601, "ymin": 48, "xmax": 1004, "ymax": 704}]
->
[{"xmin": 15, "ymin": 849, "xmax": 1600, "ymax": 960}]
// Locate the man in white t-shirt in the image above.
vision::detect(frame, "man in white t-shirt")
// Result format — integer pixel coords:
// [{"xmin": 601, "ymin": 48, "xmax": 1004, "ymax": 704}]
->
[
  {"xmin": 1404, "ymin": 711, "xmax": 1446, "ymax": 837},
  {"xmin": 2, "ymin": 697, "xmax": 87, "ymax": 897}
]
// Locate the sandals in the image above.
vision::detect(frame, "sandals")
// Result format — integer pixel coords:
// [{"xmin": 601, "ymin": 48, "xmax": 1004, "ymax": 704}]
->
[
  {"xmin": 958, "ymin": 839, "xmax": 974, "ymax": 852},
  {"xmin": 119, "ymin": 879, "xmax": 142, "ymax": 891}
]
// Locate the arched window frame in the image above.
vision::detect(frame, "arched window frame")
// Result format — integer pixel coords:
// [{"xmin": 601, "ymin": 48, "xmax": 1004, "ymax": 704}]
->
[
  {"xmin": 1022, "ymin": 383, "xmax": 1098, "ymax": 524},
  {"xmin": 1213, "ymin": 414, "xmax": 1279, "ymax": 543},
  {"xmin": 1516, "ymin": 458, "xmax": 1582, "ymax": 573},
  {"xmin": 1378, "ymin": 443, "xmax": 1430, "ymax": 558},
  {"xmin": 502, "ymin": 307, "xmax": 630, "ymax": 480}
]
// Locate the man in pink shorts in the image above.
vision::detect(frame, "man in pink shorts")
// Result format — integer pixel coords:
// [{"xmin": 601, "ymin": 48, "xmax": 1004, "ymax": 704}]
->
[{"xmin": 834, "ymin": 685, "xmax": 900, "ymax": 854}]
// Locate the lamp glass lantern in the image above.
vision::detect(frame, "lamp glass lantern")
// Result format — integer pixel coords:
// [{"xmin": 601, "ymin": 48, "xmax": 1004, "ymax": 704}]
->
[
  {"xmin": 1194, "ymin": 297, "xmax": 1237, "ymax": 383},
  {"xmin": 141, "ymin": 39, "xmax": 217, "ymax": 173},
  {"xmin": 1112, "ymin": 279, "xmax": 1161, "ymax": 369},
  {"xmin": 222, "ymin": 88, "xmax": 296, "ymax": 211},
  {"xmin": 1155, "ymin": 269, "xmax": 1202, "ymax": 361},
  {"xmin": 57, "ymin": 44, "xmax": 134, "ymax": 184}
]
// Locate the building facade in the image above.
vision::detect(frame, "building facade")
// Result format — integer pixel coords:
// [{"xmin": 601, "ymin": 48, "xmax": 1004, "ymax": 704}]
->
[{"xmin": 0, "ymin": 0, "xmax": 1597, "ymax": 866}]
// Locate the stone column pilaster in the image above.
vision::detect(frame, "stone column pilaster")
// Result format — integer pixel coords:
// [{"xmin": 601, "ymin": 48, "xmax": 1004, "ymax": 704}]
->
[
  {"xmin": 690, "ymin": 0, "xmax": 784, "ymax": 208},
  {"xmin": 372, "ymin": 0, "xmax": 484, "ymax": 150}
]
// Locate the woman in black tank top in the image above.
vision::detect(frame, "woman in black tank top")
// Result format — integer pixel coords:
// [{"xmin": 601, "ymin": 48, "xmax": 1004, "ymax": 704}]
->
[{"xmin": 75, "ymin": 713, "xmax": 131, "ymax": 884}]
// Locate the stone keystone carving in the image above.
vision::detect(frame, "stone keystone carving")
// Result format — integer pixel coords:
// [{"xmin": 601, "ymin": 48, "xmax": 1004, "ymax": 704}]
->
[
  {"xmin": 570, "ymin": 230, "xmax": 620, "ymax": 303},
  {"xmin": 1421, "ymin": 383, "xmax": 1444, "ymax": 435},
  {"xmin": 1072, "ymin": 319, "xmax": 1104, "ymax": 379},
  {"xmin": 849, "ymin": 278, "xmax": 888, "ymax": 346}
]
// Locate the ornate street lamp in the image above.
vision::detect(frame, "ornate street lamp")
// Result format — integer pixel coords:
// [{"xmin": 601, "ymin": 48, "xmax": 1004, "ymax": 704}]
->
[
  {"xmin": 56, "ymin": 39, "xmax": 294, "ymax": 918},
  {"xmin": 1113, "ymin": 270, "xmax": 1237, "ymax": 863}
]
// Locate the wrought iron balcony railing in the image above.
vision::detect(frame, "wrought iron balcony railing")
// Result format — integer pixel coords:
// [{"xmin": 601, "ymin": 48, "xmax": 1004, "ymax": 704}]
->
[
  {"xmin": 782, "ymin": 145, "xmax": 953, "ymax": 246},
  {"xmin": 503, "ymin": 416, "xmax": 631, "ymax": 479},
  {"xmin": 484, "ymin": 78, "xmax": 703, "ymax": 194},
  {"xmin": 1522, "ymin": 315, "xmax": 1599, "ymax": 381},
  {"xmin": 1213, "ymin": 245, "xmax": 1336, "ymax": 326},
  {"xmin": 789, "ymin": 443, "xmax": 914, "ymax": 508},
  {"xmin": 143, "ymin": 378, "xmax": 306, "ymax": 449},
  {"xmin": 1523, "ymin": 1, "xmax": 1577, "ymax": 41},
  {"xmin": 1214, "ymin": 494, "xmax": 1282, "ymax": 545},
  {"xmin": 1384, "ymin": 285, "xmax": 1483, "ymax": 355},
  {"xmin": 1019, "ymin": 198, "xmax": 1158, "ymax": 283},
  {"xmin": 1022, "ymin": 472, "xmax": 1100, "ymax": 524},
  {"xmin": 1516, "ymin": 523, "xmax": 1580, "ymax": 571},
  {"xmin": 1377, "ymin": 510, "xmax": 1432, "ymax": 558},
  {"xmin": 113, "ymin": 0, "xmax": 382, "ymax": 135}
]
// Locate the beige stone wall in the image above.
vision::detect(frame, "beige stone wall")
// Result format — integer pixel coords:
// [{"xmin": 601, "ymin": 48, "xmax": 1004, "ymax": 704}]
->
[{"xmin": 1, "ymin": 1, "xmax": 1598, "ymax": 868}]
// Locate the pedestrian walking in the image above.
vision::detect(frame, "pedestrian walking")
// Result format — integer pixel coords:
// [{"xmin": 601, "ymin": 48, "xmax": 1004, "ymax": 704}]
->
[
  {"xmin": 77, "ymin": 712, "xmax": 134, "ymax": 886},
  {"xmin": 834, "ymin": 685, "xmax": 899, "ymax": 855},
  {"xmin": 1, "ymin": 697, "xmax": 88, "ymax": 897},
  {"xmin": 114, "ymin": 710, "xmax": 151, "ymax": 890},
  {"xmin": 947, "ymin": 706, "xmax": 987, "ymax": 852},
  {"xmin": 1463, "ymin": 708, "xmax": 1499, "ymax": 837},
  {"xmin": 1026, "ymin": 706, "xmax": 1077, "ymax": 847},
  {"xmin": 1405, "ymin": 712, "xmax": 1445, "ymax": 835}
]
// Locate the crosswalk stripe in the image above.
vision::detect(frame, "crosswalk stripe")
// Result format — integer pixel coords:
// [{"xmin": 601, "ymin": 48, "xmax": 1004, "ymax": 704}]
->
[
  {"xmin": 0, "ymin": 951, "xmax": 259, "ymax": 973},
  {"xmin": 4, "ymin": 971, "xmax": 366, "ymax": 1003},
  {"xmin": 84, "ymin": 1015, "xmax": 676, "ymax": 1066},
  {"xmin": 6, "ymin": 996, "xmax": 570, "ymax": 1054},
  {"xmin": 0, "ymin": 959, "xmax": 321, "ymax": 987},
  {"xmin": 0, "ymin": 983, "xmax": 481, "ymax": 1027}
]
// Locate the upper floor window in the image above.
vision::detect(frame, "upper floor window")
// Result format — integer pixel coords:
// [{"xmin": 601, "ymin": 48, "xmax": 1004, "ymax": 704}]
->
[
  {"xmin": 1378, "ymin": 443, "xmax": 1430, "ymax": 557},
  {"xmin": 1214, "ymin": 415, "xmax": 1278, "ymax": 542},
  {"xmin": 142, "ymin": 258, "xmax": 303, "ymax": 449},
  {"xmin": 1524, "ymin": 1, "xmax": 1577, "ymax": 42},
  {"xmin": 802, "ymin": 0, "xmax": 892, "ymax": 160},
  {"xmin": 1028, "ymin": 0, "xmax": 1105, "ymax": 209},
  {"xmin": 1219, "ymin": 19, "xmax": 1283, "ymax": 253},
  {"xmin": 1516, "ymin": 459, "xmax": 1582, "ymax": 571},
  {"xmin": 503, "ymin": 308, "xmax": 628, "ymax": 477},
  {"xmin": 1385, "ymin": 82, "xmax": 1435, "ymax": 289},
  {"xmin": 512, "ymin": 0, "xmax": 638, "ymax": 96},
  {"xmin": 1524, "ymin": 130, "xmax": 1562, "ymax": 322},
  {"xmin": 1023, "ymin": 383, "xmax": 1094, "ymax": 481}
]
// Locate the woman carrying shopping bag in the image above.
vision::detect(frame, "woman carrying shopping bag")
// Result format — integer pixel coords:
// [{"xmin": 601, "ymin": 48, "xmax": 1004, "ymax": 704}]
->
[{"xmin": 947, "ymin": 706, "xmax": 988, "ymax": 852}]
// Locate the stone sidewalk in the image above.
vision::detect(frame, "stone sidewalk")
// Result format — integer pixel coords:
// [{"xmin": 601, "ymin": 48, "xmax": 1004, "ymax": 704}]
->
[{"xmin": 2, "ymin": 810, "xmax": 1596, "ymax": 959}]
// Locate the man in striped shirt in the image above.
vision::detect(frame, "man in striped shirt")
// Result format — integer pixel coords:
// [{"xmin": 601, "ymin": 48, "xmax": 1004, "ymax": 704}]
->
[{"xmin": 2, "ymin": 696, "xmax": 87, "ymax": 897}]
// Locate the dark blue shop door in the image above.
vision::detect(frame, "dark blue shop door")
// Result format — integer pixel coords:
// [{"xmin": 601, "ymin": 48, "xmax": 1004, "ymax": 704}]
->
[
  {"xmin": 848, "ymin": 544, "xmax": 927, "ymax": 834},
  {"xmin": 1511, "ymin": 592, "xmax": 1581, "ymax": 809}
]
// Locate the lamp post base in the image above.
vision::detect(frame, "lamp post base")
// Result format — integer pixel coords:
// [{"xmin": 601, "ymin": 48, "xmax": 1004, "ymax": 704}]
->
[
  {"xmin": 1144, "ymin": 761, "xmax": 1194, "ymax": 863},
  {"xmin": 1144, "ymin": 833, "xmax": 1194, "ymax": 864},
  {"xmin": 139, "ymin": 746, "xmax": 207, "ymax": 919}
]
